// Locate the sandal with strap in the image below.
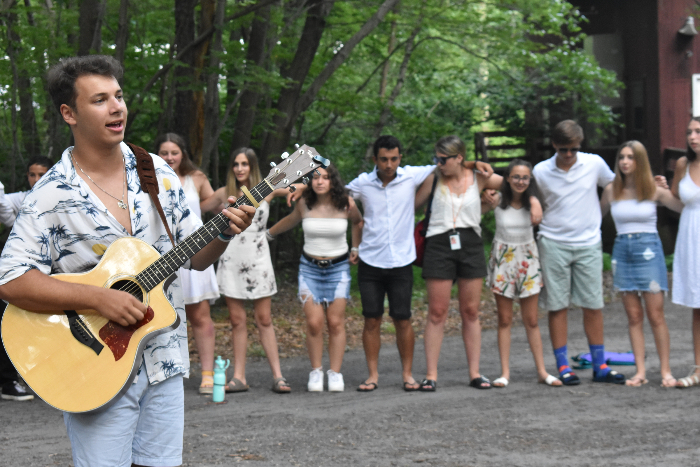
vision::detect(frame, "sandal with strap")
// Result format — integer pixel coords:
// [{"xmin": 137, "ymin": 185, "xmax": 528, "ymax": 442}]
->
[
  {"xmin": 676, "ymin": 373, "xmax": 700, "ymax": 388},
  {"xmin": 199, "ymin": 371, "xmax": 214, "ymax": 395},
  {"xmin": 272, "ymin": 377, "xmax": 291, "ymax": 394}
]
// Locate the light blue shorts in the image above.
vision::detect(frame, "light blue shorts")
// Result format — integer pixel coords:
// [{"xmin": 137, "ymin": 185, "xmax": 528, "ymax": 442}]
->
[
  {"xmin": 537, "ymin": 237, "xmax": 604, "ymax": 311},
  {"xmin": 611, "ymin": 232, "xmax": 667, "ymax": 293},
  {"xmin": 298, "ymin": 255, "xmax": 351, "ymax": 305},
  {"xmin": 64, "ymin": 362, "xmax": 184, "ymax": 467}
]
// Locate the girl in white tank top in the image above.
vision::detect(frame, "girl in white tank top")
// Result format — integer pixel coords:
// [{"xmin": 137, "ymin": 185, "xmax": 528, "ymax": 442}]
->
[
  {"xmin": 268, "ymin": 164, "xmax": 362, "ymax": 392},
  {"xmin": 600, "ymin": 140, "xmax": 683, "ymax": 388},
  {"xmin": 485, "ymin": 159, "xmax": 560, "ymax": 388}
]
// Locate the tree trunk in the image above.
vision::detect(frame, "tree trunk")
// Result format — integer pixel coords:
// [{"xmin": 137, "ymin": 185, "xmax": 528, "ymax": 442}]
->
[
  {"xmin": 262, "ymin": 0, "xmax": 400, "ymax": 160},
  {"xmin": 201, "ymin": 0, "xmax": 225, "ymax": 174},
  {"xmin": 78, "ymin": 0, "xmax": 103, "ymax": 55},
  {"xmin": 172, "ymin": 0, "xmax": 197, "ymax": 147},
  {"xmin": 228, "ymin": 5, "xmax": 270, "ymax": 153},
  {"xmin": 114, "ymin": 0, "xmax": 129, "ymax": 65},
  {"xmin": 4, "ymin": 6, "xmax": 21, "ymax": 190}
]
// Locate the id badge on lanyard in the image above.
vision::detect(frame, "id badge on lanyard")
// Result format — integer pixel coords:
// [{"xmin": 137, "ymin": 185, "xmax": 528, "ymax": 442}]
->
[{"xmin": 449, "ymin": 230, "xmax": 461, "ymax": 250}]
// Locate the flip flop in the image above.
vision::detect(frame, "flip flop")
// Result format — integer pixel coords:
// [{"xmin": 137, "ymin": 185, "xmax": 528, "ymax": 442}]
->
[
  {"xmin": 225, "ymin": 377, "xmax": 249, "ymax": 393},
  {"xmin": 357, "ymin": 381, "xmax": 378, "ymax": 392},
  {"xmin": 492, "ymin": 377, "xmax": 508, "ymax": 388},
  {"xmin": 625, "ymin": 376, "xmax": 648, "ymax": 387},
  {"xmin": 469, "ymin": 375, "xmax": 491, "ymax": 389},
  {"xmin": 403, "ymin": 381, "xmax": 420, "ymax": 392},
  {"xmin": 661, "ymin": 376, "xmax": 677, "ymax": 388}
]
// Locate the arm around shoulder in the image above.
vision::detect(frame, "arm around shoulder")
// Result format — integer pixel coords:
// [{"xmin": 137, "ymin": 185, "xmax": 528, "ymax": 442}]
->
[
  {"xmin": 656, "ymin": 186, "xmax": 684, "ymax": 213},
  {"xmin": 671, "ymin": 156, "xmax": 688, "ymax": 199},
  {"xmin": 268, "ymin": 199, "xmax": 303, "ymax": 237},
  {"xmin": 599, "ymin": 183, "xmax": 613, "ymax": 217}
]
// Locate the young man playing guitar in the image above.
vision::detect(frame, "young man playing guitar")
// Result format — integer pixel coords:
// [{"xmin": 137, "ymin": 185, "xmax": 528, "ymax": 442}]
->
[{"xmin": 0, "ymin": 55, "xmax": 255, "ymax": 467}]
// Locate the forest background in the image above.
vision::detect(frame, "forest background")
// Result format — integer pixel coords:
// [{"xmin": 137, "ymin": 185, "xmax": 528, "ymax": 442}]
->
[{"xmin": 0, "ymin": 0, "xmax": 622, "ymax": 264}]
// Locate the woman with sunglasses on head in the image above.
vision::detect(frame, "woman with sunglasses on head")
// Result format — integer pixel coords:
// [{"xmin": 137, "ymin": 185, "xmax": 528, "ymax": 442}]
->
[
  {"xmin": 414, "ymin": 136, "xmax": 541, "ymax": 391},
  {"xmin": 600, "ymin": 140, "xmax": 682, "ymax": 388},
  {"xmin": 671, "ymin": 118, "xmax": 700, "ymax": 388},
  {"xmin": 155, "ymin": 133, "xmax": 222, "ymax": 394},
  {"xmin": 487, "ymin": 159, "xmax": 561, "ymax": 388},
  {"xmin": 213, "ymin": 147, "xmax": 294, "ymax": 394},
  {"xmin": 267, "ymin": 164, "xmax": 363, "ymax": 392}
]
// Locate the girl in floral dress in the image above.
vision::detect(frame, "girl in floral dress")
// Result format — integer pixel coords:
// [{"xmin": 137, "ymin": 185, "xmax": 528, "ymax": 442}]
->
[{"xmin": 487, "ymin": 159, "xmax": 561, "ymax": 388}]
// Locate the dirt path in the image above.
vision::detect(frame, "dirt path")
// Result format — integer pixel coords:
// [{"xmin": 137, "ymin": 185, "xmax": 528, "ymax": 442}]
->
[{"xmin": 2, "ymin": 297, "xmax": 700, "ymax": 466}]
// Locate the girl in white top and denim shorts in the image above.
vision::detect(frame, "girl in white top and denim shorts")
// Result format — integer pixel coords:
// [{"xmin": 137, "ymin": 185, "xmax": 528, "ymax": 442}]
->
[
  {"xmin": 600, "ymin": 140, "xmax": 683, "ymax": 388},
  {"xmin": 268, "ymin": 164, "xmax": 362, "ymax": 392}
]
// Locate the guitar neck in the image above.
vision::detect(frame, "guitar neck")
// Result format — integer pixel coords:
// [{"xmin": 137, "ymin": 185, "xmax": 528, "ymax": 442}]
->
[{"xmin": 135, "ymin": 180, "xmax": 273, "ymax": 292}]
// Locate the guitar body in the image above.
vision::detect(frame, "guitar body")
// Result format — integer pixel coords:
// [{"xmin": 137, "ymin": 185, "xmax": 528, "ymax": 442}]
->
[{"xmin": 1, "ymin": 237, "xmax": 179, "ymax": 413}]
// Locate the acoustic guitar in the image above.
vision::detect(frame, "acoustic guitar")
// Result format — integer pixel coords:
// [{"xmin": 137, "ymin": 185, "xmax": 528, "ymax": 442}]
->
[{"xmin": 1, "ymin": 145, "xmax": 328, "ymax": 413}]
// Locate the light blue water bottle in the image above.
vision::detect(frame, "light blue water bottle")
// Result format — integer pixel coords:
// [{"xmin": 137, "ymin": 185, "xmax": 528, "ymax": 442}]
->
[{"xmin": 212, "ymin": 356, "xmax": 230, "ymax": 403}]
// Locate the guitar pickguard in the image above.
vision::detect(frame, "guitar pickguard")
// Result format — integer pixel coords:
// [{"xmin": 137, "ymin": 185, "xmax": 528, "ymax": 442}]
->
[{"xmin": 98, "ymin": 306, "xmax": 155, "ymax": 361}]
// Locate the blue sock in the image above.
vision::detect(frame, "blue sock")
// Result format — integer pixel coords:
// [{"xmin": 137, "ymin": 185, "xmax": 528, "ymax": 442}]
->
[
  {"xmin": 590, "ymin": 344, "xmax": 610, "ymax": 376},
  {"xmin": 553, "ymin": 345, "xmax": 572, "ymax": 376}
]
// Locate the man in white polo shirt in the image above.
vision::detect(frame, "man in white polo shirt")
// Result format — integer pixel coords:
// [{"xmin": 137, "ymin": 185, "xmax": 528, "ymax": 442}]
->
[{"xmin": 533, "ymin": 120, "xmax": 625, "ymax": 385}]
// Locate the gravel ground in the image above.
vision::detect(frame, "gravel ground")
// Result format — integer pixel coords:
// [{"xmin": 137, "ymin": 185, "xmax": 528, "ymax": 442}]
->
[{"xmin": 2, "ymin": 290, "xmax": 700, "ymax": 466}]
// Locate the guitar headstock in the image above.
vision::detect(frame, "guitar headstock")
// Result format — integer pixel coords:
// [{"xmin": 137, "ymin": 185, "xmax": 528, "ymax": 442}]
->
[{"xmin": 265, "ymin": 145, "xmax": 330, "ymax": 190}]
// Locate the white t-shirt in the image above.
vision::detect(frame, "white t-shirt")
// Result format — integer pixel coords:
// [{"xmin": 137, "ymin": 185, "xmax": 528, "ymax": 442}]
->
[
  {"xmin": 533, "ymin": 152, "xmax": 614, "ymax": 246},
  {"xmin": 0, "ymin": 181, "xmax": 27, "ymax": 228}
]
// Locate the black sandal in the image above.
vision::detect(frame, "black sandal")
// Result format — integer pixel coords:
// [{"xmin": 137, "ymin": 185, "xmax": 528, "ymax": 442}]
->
[
  {"xmin": 469, "ymin": 375, "xmax": 491, "ymax": 389},
  {"xmin": 419, "ymin": 379, "xmax": 437, "ymax": 392}
]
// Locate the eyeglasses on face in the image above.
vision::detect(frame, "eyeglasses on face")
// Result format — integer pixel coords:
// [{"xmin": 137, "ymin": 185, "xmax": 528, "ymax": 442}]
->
[
  {"xmin": 558, "ymin": 147, "xmax": 581, "ymax": 154},
  {"xmin": 510, "ymin": 175, "xmax": 531, "ymax": 183},
  {"xmin": 433, "ymin": 154, "xmax": 459, "ymax": 165}
]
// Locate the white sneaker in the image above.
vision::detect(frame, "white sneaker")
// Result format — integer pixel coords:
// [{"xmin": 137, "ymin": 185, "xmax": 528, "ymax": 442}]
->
[
  {"xmin": 307, "ymin": 368, "xmax": 324, "ymax": 392},
  {"xmin": 327, "ymin": 370, "xmax": 345, "ymax": 392}
]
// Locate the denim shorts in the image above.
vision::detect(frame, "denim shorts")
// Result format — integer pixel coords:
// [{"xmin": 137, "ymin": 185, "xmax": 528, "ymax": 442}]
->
[
  {"xmin": 298, "ymin": 255, "xmax": 351, "ymax": 305},
  {"xmin": 611, "ymin": 232, "xmax": 668, "ymax": 293},
  {"xmin": 64, "ymin": 362, "xmax": 184, "ymax": 467}
]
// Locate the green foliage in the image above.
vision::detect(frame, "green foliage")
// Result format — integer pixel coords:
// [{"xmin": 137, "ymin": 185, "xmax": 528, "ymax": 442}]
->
[
  {"xmin": 602, "ymin": 252, "xmax": 612, "ymax": 272},
  {"xmin": 665, "ymin": 254, "xmax": 674, "ymax": 272}
]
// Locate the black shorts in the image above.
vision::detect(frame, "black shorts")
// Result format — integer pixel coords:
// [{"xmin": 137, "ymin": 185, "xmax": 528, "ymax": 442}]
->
[
  {"xmin": 422, "ymin": 228, "xmax": 487, "ymax": 280},
  {"xmin": 358, "ymin": 260, "xmax": 413, "ymax": 320}
]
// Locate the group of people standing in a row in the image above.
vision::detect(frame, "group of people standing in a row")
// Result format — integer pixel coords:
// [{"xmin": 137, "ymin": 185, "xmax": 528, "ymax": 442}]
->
[{"xmin": 157, "ymin": 117, "xmax": 700, "ymax": 395}]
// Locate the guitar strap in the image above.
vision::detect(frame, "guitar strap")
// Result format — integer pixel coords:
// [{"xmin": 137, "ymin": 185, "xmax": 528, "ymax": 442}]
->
[{"xmin": 125, "ymin": 142, "xmax": 176, "ymax": 246}]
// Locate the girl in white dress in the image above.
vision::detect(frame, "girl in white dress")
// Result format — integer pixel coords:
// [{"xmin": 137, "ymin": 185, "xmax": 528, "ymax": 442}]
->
[
  {"xmin": 156, "ymin": 133, "xmax": 221, "ymax": 394},
  {"xmin": 267, "ymin": 164, "xmax": 362, "ymax": 392},
  {"xmin": 672, "ymin": 118, "xmax": 700, "ymax": 388},
  {"xmin": 213, "ymin": 148, "xmax": 292, "ymax": 393},
  {"xmin": 600, "ymin": 141, "xmax": 682, "ymax": 388},
  {"xmin": 487, "ymin": 159, "xmax": 561, "ymax": 388}
]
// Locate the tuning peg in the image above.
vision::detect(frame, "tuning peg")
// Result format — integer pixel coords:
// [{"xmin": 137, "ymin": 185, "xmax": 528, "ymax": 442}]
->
[
  {"xmin": 302, "ymin": 177, "xmax": 310, "ymax": 185},
  {"xmin": 288, "ymin": 185, "xmax": 296, "ymax": 193},
  {"xmin": 294, "ymin": 144, "xmax": 300, "ymax": 149},
  {"xmin": 314, "ymin": 169, "xmax": 321, "ymax": 176},
  {"xmin": 270, "ymin": 161, "xmax": 276, "ymax": 168},
  {"xmin": 280, "ymin": 152, "xmax": 289, "ymax": 160}
]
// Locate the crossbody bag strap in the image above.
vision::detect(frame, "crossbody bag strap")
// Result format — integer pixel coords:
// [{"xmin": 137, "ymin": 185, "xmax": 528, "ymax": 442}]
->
[
  {"xmin": 420, "ymin": 171, "xmax": 439, "ymax": 236},
  {"xmin": 126, "ymin": 142, "xmax": 176, "ymax": 246}
]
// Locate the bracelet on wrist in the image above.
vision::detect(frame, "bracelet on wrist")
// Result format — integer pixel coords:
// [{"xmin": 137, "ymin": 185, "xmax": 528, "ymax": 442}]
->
[
  {"xmin": 350, "ymin": 247, "xmax": 359, "ymax": 253},
  {"xmin": 218, "ymin": 232, "xmax": 234, "ymax": 242},
  {"xmin": 266, "ymin": 229, "xmax": 275, "ymax": 242}
]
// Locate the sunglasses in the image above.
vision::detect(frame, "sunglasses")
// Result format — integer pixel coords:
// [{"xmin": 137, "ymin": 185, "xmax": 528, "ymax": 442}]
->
[
  {"xmin": 433, "ymin": 154, "xmax": 459, "ymax": 165},
  {"xmin": 558, "ymin": 147, "xmax": 581, "ymax": 154}
]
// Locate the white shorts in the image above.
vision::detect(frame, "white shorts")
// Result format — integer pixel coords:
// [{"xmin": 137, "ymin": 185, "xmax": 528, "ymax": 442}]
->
[{"xmin": 64, "ymin": 362, "xmax": 184, "ymax": 467}]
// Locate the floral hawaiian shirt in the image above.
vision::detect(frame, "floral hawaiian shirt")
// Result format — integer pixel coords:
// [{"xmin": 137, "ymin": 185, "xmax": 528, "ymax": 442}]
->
[{"xmin": 0, "ymin": 142, "xmax": 202, "ymax": 384}]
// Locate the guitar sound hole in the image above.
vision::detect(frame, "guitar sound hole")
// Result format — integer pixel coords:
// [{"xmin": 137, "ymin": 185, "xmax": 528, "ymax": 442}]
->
[{"xmin": 111, "ymin": 279, "xmax": 144, "ymax": 302}]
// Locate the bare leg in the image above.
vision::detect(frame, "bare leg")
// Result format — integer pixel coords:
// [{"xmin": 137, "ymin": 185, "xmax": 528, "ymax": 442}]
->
[
  {"xmin": 253, "ymin": 296, "xmax": 284, "ymax": 381},
  {"xmin": 393, "ymin": 317, "xmax": 418, "ymax": 388},
  {"xmin": 423, "ymin": 278, "xmax": 453, "ymax": 381},
  {"xmin": 185, "ymin": 300, "xmax": 215, "ymax": 373},
  {"xmin": 494, "ymin": 293, "xmax": 513, "ymax": 383},
  {"xmin": 642, "ymin": 292, "xmax": 674, "ymax": 385},
  {"xmin": 359, "ymin": 316, "xmax": 382, "ymax": 389},
  {"xmin": 519, "ymin": 294, "xmax": 560, "ymax": 385},
  {"xmin": 326, "ymin": 299, "xmax": 347, "ymax": 373},
  {"xmin": 621, "ymin": 292, "xmax": 647, "ymax": 382},
  {"xmin": 548, "ymin": 308, "xmax": 568, "ymax": 350},
  {"xmin": 582, "ymin": 307, "xmax": 604, "ymax": 346},
  {"xmin": 226, "ymin": 296, "xmax": 248, "ymax": 385},
  {"xmin": 302, "ymin": 297, "xmax": 325, "ymax": 369},
  {"xmin": 457, "ymin": 278, "xmax": 485, "ymax": 381}
]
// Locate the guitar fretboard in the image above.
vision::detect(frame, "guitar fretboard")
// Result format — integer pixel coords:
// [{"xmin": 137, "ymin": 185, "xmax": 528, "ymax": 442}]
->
[{"xmin": 135, "ymin": 181, "xmax": 273, "ymax": 291}]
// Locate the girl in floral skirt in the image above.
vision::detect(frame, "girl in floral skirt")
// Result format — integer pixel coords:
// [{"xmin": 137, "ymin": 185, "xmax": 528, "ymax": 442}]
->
[{"xmin": 487, "ymin": 159, "xmax": 562, "ymax": 388}]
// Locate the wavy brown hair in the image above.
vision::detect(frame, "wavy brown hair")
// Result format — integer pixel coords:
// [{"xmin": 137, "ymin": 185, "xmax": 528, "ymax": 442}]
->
[
  {"xmin": 499, "ymin": 159, "xmax": 545, "ymax": 211},
  {"xmin": 303, "ymin": 163, "xmax": 349, "ymax": 211},
  {"xmin": 226, "ymin": 148, "xmax": 261, "ymax": 197},
  {"xmin": 612, "ymin": 140, "xmax": 655, "ymax": 201},
  {"xmin": 154, "ymin": 133, "xmax": 198, "ymax": 176}
]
